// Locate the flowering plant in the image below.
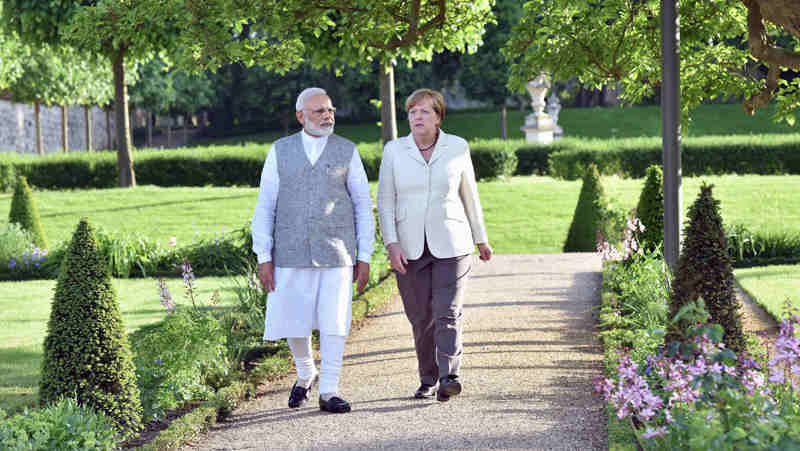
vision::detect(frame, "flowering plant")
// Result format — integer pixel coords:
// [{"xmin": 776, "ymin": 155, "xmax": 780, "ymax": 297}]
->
[
  {"xmin": 131, "ymin": 259, "xmax": 228, "ymax": 421},
  {"xmin": 598, "ymin": 299, "xmax": 800, "ymax": 449}
]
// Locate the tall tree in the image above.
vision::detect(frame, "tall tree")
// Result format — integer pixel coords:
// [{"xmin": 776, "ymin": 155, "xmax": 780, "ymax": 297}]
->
[
  {"xmin": 5, "ymin": 43, "xmax": 66, "ymax": 155},
  {"xmin": 2, "ymin": 0, "xmax": 180, "ymax": 186},
  {"xmin": 173, "ymin": 0, "xmax": 494, "ymax": 143},
  {"xmin": 504, "ymin": 0, "xmax": 800, "ymax": 125},
  {"xmin": 0, "ymin": 27, "xmax": 23, "ymax": 91}
]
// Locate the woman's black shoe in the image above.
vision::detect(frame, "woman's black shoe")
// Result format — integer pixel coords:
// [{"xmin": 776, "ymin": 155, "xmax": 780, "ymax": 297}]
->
[
  {"xmin": 414, "ymin": 383, "xmax": 437, "ymax": 399},
  {"xmin": 437, "ymin": 376, "xmax": 462, "ymax": 402}
]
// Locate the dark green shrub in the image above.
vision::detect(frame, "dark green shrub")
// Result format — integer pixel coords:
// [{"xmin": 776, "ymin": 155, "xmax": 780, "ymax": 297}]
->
[
  {"xmin": 548, "ymin": 134, "xmax": 800, "ymax": 180},
  {"xmin": 636, "ymin": 165, "xmax": 664, "ymax": 252},
  {"xmin": 8, "ymin": 176, "xmax": 47, "ymax": 249},
  {"xmin": 667, "ymin": 184, "xmax": 744, "ymax": 352},
  {"xmin": 470, "ymin": 139, "xmax": 517, "ymax": 180},
  {"xmin": 0, "ymin": 162, "xmax": 15, "ymax": 192},
  {"xmin": 514, "ymin": 144, "xmax": 561, "ymax": 175},
  {"xmin": 563, "ymin": 164, "xmax": 611, "ymax": 252},
  {"xmin": 39, "ymin": 219, "xmax": 142, "ymax": 438},
  {"xmin": 0, "ymin": 398, "xmax": 120, "ymax": 450}
]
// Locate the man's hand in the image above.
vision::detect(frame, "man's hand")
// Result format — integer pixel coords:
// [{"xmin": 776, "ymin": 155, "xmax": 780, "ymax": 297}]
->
[
  {"xmin": 353, "ymin": 261, "xmax": 370, "ymax": 293},
  {"xmin": 386, "ymin": 243, "xmax": 408, "ymax": 274},
  {"xmin": 477, "ymin": 243, "xmax": 493, "ymax": 262},
  {"xmin": 258, "ymin": 262, "xmax": 275, "ymax": 292}
]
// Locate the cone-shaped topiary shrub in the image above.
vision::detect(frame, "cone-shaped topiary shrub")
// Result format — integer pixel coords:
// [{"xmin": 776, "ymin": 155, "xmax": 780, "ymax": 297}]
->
[
  {"xmin": 39, "ymin": 218, "xmax": 142, "ymax": 438},
  {"xmin": 563, "ymin": 163, "xmax": 610, "ymax": 252},
  {"xmin": 8, "ymin": 176, "xmax": 47, "ymax": 249},
  {"xmin": 667, "ymin": 184, "xmax": 744, "ymax": 352},
  {"xmin": 636, "ymin": 165, "xmax": 664, "ymax": 253}
]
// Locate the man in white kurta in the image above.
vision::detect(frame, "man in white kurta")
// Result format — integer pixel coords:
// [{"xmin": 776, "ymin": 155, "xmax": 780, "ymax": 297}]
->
[{"xmin": 252, "ymin": 87, "xmax": 374, "ymax": 414}]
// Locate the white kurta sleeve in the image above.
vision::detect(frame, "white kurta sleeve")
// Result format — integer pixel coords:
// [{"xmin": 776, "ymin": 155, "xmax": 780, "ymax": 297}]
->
[
  {"xmin": 347, "ymin": 148, "xmax": 375, "ymax": 263},
  {"xmin": 251, "ymin": 145, "xmax": 279, "ymax": 264}
]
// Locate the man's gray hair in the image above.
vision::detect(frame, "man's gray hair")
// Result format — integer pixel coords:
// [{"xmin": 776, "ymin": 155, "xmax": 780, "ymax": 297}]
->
[{"xmin": 296, "ymin": 87, "xmax": 328, "ymax": 111}]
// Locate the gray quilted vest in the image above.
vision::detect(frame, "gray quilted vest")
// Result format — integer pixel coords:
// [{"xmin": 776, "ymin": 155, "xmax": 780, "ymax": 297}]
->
[{"xmin": 273, "ymin": 132, "xmax": 357, "ymax": 267}]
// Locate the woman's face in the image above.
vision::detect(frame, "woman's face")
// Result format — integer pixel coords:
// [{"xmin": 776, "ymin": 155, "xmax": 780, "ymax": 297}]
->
[{"xmin": 408, "ymin": 97, "xmax": 441, "ymax": 138}]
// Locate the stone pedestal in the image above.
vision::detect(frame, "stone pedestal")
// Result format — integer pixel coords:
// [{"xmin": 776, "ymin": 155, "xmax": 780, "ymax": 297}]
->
[
  {"xmin": 521, "ymin": 112, "xmax": 554, "ymax": 145},
  {"xmin": 522, "ymin": 73, "xmax": 555, "ymax": 145}
]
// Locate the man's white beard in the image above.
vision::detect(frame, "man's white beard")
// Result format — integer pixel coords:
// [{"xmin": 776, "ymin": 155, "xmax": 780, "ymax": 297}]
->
[{"xmin": 305, "ymin": 121, "xmax": 334, "ymax": 137}]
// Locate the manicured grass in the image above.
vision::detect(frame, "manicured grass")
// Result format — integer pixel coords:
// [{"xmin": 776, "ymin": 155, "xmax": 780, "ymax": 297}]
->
[
  {"xmin": 603, "ymin": 175, "xmax": 800, "ymax": 237},
  {"xmin": 0, "ymin": 186, "xmax": 259, "ymax": 247},
  {"xmin": 190, "ymin": 103, "xmax": 798, "ymax": 146},
  {"xmin": 735, "ymin": 264, "xmax": 800, "ymax": 321},
  {"xmin": 0, "ymin": 276, "xmax": 238, "ymax": 414}
]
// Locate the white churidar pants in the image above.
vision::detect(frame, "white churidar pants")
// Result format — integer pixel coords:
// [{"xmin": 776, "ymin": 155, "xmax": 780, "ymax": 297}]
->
[{"xmin": 287, "ymin": 335, "xmax": 346, "ymax": 395}]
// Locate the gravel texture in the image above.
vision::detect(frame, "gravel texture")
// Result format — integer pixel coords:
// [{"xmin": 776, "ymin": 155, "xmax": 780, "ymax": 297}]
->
[{"xmin": 185, "ymin": 253, "xmax": 607, "ymax": 451}]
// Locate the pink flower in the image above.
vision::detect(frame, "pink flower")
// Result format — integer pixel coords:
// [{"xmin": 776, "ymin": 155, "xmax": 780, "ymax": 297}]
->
[{"xmin": 169, "ymin": 237, "xmax": 177, "ymax": 247}]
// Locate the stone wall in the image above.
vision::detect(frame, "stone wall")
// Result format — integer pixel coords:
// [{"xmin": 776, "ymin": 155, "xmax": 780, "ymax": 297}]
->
[{"xmin": 0, "ymin": 99, "xmax": 115, "ymax": 155}]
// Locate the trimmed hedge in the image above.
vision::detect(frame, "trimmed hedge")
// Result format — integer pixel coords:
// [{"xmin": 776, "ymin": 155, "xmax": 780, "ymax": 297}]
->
[
  {"xmin": 547, "ymin": 134, "xmax": 800, "ymax": 180},
  {"xmin": 4, "ymin": 134, "xmax": 799, "ymax": 190},
  {"xmin": 0, "ymin": 140, "xmax": 517, "ymax": 191},
  {"xmin": 40, "ymin": 219, "xmax": 143, "ymax": 438}
]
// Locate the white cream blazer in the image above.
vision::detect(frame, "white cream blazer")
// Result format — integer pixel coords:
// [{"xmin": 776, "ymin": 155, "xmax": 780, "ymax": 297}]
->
[{"xmin": 377, "ymin": 130, "xmax": 489, "ymax": 260}]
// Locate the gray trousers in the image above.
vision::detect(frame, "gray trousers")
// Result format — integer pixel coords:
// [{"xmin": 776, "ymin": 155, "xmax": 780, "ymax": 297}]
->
[{"xmin": 396, "ymin": 244, "xmax": 471, "ymax": 386}]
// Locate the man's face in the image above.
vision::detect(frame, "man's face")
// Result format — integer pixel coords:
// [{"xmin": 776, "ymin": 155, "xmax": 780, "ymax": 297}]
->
[{"xmin": 297, "ymin": 94, "xmax": 335, "ymax": 137}]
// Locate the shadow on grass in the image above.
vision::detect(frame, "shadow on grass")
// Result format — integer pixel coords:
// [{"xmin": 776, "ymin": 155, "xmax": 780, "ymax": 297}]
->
[
  {"xmin": 40, "ymin": 194, "xmax": 254, "ymax": 218},
  {"xmin": 0, "ymin": 347, "xmax": 42, "ymax": 414}
]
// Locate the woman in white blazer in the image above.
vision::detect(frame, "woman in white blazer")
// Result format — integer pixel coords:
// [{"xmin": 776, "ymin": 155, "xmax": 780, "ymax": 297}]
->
[{"xmin": 377, "ymin": 89, "xmax": 492, "ymax": 402}]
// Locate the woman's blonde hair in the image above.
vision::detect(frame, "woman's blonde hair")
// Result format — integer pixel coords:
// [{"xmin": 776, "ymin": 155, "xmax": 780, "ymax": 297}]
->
[{"xmin": 405, "ymin": 89, "xmax": 446, "ymax": 120}]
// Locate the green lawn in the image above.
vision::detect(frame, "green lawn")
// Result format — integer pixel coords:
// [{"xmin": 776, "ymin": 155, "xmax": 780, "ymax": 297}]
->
[
  {"xmin": 0, "ymin": 276, "xmax": 238, "ymax": 414},
  {"xmin": 735, "ymin": 265, "xmax": 800, "ymax": 321},
  {"xmin": 0, "ymin": 186, "xmax": 259, "ymax": 247}
]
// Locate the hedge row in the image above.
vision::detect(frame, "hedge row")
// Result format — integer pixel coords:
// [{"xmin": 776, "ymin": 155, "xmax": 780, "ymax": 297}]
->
[
  {"xmin": 546, "ymin": 134, "xmax": 800, "ymax": 180},
  {"xmin": 3, "ymin": 134, "xmax": 799, "ymax": 190},
  {"xmin": 0, "ymin": 140, "xmax": 522, "ymax": 191}
]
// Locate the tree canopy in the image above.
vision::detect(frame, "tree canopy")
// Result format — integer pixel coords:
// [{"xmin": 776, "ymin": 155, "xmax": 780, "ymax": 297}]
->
[
  {"xmin": 169, "ymin": 0, "xmax": 494, "ymax": 142},
  {"xmin": 504, "ymin": 0, "xmax": 800, "ymax": 126}
]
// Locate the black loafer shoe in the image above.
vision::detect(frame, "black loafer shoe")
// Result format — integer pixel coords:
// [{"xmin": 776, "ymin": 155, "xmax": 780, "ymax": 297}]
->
[
  {"xmin": 288, "ymin": 375, "xmax": 317, "ymax": 408},
  {"xmin": 437, "ymin": 376, "xmax": 462, "ymax": 402},
  {"xmin": 319, "ymin": 396, "xmax": 351, "ymax": 413},
  {"xmin": 414, "ymin": 383, "xmax": 437, "ymax": 399}
]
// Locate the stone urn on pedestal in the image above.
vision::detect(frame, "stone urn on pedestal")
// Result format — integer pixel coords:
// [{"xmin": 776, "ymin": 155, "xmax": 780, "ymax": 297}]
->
[{"xmin": 520, "ymin": 73, "xmax": 555, "ymax": 144}]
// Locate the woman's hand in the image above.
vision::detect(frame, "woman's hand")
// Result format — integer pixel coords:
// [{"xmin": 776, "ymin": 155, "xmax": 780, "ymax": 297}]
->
[
  {"xmin": 386, "ymin": 243, "xmax": 408, "ymax": 274},
  {"xmin": 477, "ymin": 243, "xmax": 493, "ymax": 262}
]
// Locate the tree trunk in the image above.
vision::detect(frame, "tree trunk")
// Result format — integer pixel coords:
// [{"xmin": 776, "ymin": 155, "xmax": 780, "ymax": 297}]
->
[
  {"xmin": 106, "ymin": 107, "xmax": 113, "ymax": 150},
  {"xmin": 501, "ymin": 106, "xmax": 508, "ymax": 140},
  {"xmin": 15, "ymin": 104, "xmax": 25, "ymax": 154},
  {"xmin": 183, "ymin": 114, "xmax": 189, "ymax": 147},
  {"xmin": 379, "ymin": 61, "xmax": 397, "ymax": 145},
  {"xmin": 34, "ymin": 102, "xmax": 44, "ymax": 156},
  {"xmin": 61, "ymin": 105, "xmax": 69, "ymax": 152},
  {"xmin": 112, "ymin": 50, "xmax": 136, "ymax": 187},
  {"xmin": 146, "ymin": 112, "xmax": 153, "ymax": 148},
  {"xmin": 85, "ymin": 106, "xmax": 93, "ymax": 151},
  {"xmin": 166, "ymin": 119, "xmax": 172, "ymax": 148}
]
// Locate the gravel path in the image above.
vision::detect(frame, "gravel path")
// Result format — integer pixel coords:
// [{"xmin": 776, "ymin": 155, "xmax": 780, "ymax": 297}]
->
[{"xmin": 185, "ymin": 253, "xmax": 607, "ymax": 451}]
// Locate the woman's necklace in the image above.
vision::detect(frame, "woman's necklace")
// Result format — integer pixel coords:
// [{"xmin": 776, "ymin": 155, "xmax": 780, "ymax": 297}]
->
[
  {"xmin": 419, "ymin": 141, "xmax": 436, "ymax": 152},
  {"xmin": 417, "ymin": 131, "xmax": 439, "ymax": 153}
]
